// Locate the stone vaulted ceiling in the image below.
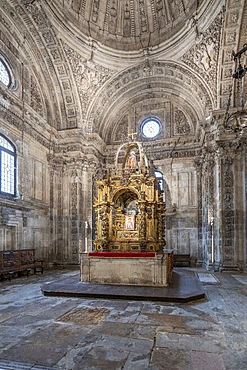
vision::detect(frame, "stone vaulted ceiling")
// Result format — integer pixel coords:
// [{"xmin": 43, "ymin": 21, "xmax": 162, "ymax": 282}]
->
[
  {"xmin": 50, "ymin": 0, "xmax": 203, "ymax": 51},
  {"xmin": 0, "ymin": 0, "xmax": 245, "ymax": 146}
]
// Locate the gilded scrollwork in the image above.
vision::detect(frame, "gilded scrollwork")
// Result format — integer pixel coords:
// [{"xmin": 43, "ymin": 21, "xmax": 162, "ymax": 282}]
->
[{"xmin": 93, "ymin": 140, "xmax": 166, "ymax": 252}]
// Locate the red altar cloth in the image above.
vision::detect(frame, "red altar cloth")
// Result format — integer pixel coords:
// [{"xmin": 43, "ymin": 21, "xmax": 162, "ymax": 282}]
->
[{"xmin": 88, "ymin": 252, "xmax": 156, "ymax": 258}]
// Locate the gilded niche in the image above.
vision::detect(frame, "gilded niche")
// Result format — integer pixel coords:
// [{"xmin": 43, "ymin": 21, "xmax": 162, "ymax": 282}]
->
[{"xmin": 93, "ymin": 139, "xmax": 166, "ymax": 253}]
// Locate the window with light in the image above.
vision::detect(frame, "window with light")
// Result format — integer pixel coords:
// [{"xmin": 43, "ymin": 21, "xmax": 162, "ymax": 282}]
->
[
  {"xmin": 154, "ymin": 170, "xmax": 164, "ymax": 192},
  {"xmin": 0, "ymin": 59, "xmax": 11, "ymax": 87},
  {"xmin": 0, "ymin": 135, "xmax": 16, "ymax": 196},
  {"xmin": 141, "ymin": 118, "xmax": 161, "ymax": 139}
]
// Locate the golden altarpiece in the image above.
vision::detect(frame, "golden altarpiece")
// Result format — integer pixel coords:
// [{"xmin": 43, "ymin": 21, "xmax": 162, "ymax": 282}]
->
[{"xmin": 80, "ymin": 140, "xmax": 173, "ymax": 286}]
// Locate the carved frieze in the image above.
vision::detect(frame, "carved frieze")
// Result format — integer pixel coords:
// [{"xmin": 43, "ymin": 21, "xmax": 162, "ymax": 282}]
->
[
  {"xmin": 0, "ymin": 107, "xmax": 24, "ymax": 131},
  {"xmin": 0, "ymin": 207, "xmax": 11, "ymax": 225}
]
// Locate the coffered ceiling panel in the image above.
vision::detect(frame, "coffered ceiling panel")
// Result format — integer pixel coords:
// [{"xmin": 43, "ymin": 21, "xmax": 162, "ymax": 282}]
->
[{"xmin": 50, "ymin": 0, "xmax": 203, "ymax": 51}]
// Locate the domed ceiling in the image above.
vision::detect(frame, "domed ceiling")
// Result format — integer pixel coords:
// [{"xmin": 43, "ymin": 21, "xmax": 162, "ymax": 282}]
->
[{"xmin": 51, "ymin": 0, "xmax": 203, "ymax": 51}]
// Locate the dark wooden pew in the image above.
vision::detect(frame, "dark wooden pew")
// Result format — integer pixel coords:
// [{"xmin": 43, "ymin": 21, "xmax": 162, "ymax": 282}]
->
[
  {"xmin": 173, "ymin": 254, "xmax": 191, "ymax": 267},
  {"xmin": 0, "ymin": 249, "xmax": 44, "ymax": 281}
]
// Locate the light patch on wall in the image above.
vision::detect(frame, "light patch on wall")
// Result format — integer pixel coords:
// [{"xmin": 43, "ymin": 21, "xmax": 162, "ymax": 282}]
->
[
  {"xmin": 178, "ymin": 172, "xmax": 189, "ymax": 206},
  {"xmin": 0, "ymin": 226, "xmax": 17, "ymax": 250},
  {"xmin": 33, "ymin": 228, "xmax": 43, "ymax": 260},
  {"xmin": 34, "ymin": 159, "xmax": 44, "ymax": 201}
]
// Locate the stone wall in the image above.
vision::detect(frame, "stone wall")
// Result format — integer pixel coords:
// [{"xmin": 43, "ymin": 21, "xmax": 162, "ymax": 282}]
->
[{"xmin": 0, "ymin": 124, "xmax": 50, "ymax": 264}]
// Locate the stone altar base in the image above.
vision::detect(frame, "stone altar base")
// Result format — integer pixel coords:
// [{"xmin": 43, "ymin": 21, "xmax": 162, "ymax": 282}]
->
[{"xmin": 80, "ymin": 251, "xmax": 173, "ymax": 287}]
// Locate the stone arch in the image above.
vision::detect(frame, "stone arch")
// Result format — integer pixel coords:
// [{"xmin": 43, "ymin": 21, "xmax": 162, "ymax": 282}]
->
[
  {"xmin": 0, "ymin": 2, "xmax": 80, "ymax": 130},
  {"xmin": 87, "ymin": 60, "xmax": 214, "ymax": 142}
]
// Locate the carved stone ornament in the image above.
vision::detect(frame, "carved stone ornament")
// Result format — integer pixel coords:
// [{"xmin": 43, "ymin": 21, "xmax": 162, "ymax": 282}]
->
[
  {"xmin": 88, "ymin": 61, "xmax": 212, "ymax": 135},
  {"xmin": 50, "ymin": 0, "xmax": 200, "ymax": 51},
  {"xmin": 30, "ymin": 75, "xmax": 45, "ymax": 117},
  {"xmin": 181, "ymin": 13, "xmax": 223, "ymax": 99},
  {"xmin": 63, "ymin": 43, "xmax": 113, "ymax": 119},
  {"xmin": 174, "ymin": 107, "xmax": 191, "ymax": 135}
]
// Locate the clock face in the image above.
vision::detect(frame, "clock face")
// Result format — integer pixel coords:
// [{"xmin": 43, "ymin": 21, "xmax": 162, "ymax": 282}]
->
[{"xmin": 141, "ymin": 119, "xmax": 161, "ymax": 138}]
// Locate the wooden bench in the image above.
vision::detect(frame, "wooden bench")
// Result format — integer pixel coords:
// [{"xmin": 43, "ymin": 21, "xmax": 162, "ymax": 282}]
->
[
  {"xmin": 0, "ymin": 249, "xmax": 44, "ymax": 281},
  {"xmin": 173, "ymin": 254, "xmax": 191, "ymax": 267}
]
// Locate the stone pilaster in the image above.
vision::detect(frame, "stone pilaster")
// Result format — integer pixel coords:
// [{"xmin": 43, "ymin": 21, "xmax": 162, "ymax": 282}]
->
[
  {"xmin": 201, "ymin": 151, "xmax": 215, "ymax": 270},
  {"xmin": 48, "ymin": 150, "xmax": 98, "ymax": 266},
  {"xmin": 221, "ymin": 154, "xmax": 236, "ymax": 269},
  {"xmin": 194, "ymin": 158, "xmax": 203, "ymax": 266},
  {"xmin": 215, "ymin": 137, "xmax": 246, "ymax": 271}
]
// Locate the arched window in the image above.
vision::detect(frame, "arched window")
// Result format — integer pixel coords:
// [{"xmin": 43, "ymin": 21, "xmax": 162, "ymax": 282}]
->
[
  {"xmin": 154, "ymin": 170, "xmax": 164, "ymax": 192},
  {"xmin": 140, "ymin": 118, "xmax": 161, "ymax": 139},
  {"xmin": 0, "ymin": 135, "xmax": 17, "ymax": 196},
  {"xmin": 0, "ymin": 59, "xmax": 11, "ymax": 87}
]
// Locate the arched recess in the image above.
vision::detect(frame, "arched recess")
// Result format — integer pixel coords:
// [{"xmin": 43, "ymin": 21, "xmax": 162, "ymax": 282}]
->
[
  {"xmin": 86, "ymin": 61, "xmax": 214, "ymax": 143},
  {"xmin": 112, "ymin": 188, "xmax": 140, "ymax": 206},
  {"xmin": 108, "ymin": 95, "xmax": 197, "ymax": 144},
  {"xmin": 0, "ymin": 1, "xmax": 81, "ymax": 131},
  {"xmin": 0, "ymin": 28, "xmax": 58, "ymax": 129}
]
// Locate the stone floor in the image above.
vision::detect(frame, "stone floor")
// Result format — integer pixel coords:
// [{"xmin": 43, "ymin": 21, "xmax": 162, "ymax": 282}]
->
[{"xmin": 0, "ymin": 268, "xmax": 247, "ymax": 370}]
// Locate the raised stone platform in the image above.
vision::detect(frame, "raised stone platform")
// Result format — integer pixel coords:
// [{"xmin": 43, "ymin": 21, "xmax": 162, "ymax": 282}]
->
[{"xmin": 42, "ymin": 268, "xmax": 206, "ymax": 303}]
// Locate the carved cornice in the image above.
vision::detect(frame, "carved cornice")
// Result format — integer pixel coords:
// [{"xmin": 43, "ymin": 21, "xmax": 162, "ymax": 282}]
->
[
  {"xmin": 202, "ymin": 133, "xmax": 246, "ymax": 165},
  {"xmin": 0, "ymin": 103, "xmax": 57, "ymax": 149},
  {"xmin": 49, "ymin": 152, "xmax": 100, "ymax": 171}
]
